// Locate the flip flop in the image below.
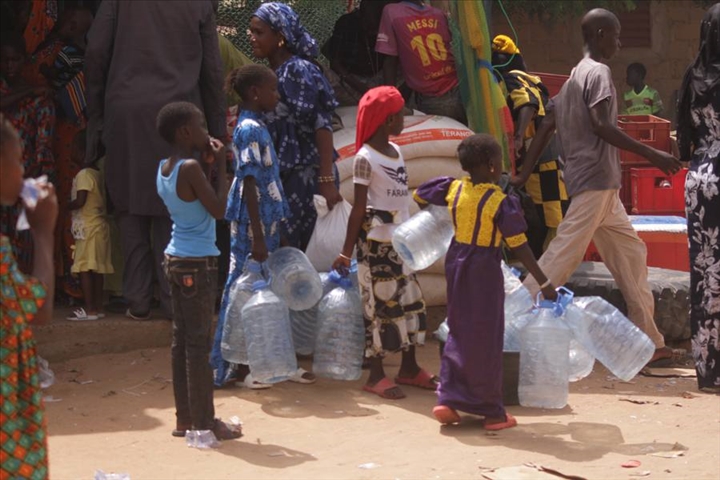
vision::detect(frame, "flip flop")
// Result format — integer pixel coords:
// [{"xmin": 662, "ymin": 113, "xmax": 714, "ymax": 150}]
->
[
  {"xmin": 236, "ymin": 374, "xmax": 272, "ymax": 390},
  {"xmin": 433, "ymin": 405, "xmax": 461, "ymax": 425},
  {"xmin": 646, "ymin": 348, "xmax": 687, "ymax": 368},
  {"xmin": 172, "ymin": 428, "xmax": 189, "ymax": 438},
  {"xmin": 362, "ymin": 377, "xmax": 406, "ymax": 399},
  {"xmin": 288, "ymin": 367, "xmax": 317, "ymax": 384},
  {"xmin": 484, "ymin": 413, "xmax": 517, "ymax": 431},
  {"xmin": 66, "ymin": 308, "xmax": 99, "ymax": 321},
  {"xmin": 395, "ymin": 369, "xmax": 439, "ymax": 390}
]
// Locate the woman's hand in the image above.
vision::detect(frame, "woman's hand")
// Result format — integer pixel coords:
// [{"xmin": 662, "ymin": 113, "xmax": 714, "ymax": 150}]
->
[
  {"xmin": 25, "ymin": 182, "xmax": 58, "ymax": 238},
  {"xmin": 318, "ymin": 182, "xmax": 343, "ymax": 210},
  {"xmin": 331, "ymin": 254, "xmax": 351, "ymax": 274}
]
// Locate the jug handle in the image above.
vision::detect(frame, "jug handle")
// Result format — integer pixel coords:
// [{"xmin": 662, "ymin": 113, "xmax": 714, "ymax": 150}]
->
[{"xmin": 534, "ymin": 286, "xmax": 574, "ymax": 316}]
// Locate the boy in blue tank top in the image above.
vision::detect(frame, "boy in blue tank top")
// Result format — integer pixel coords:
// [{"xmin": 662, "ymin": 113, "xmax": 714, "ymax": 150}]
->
[{"xmin": 155, "ymin": 102, "xmax": 241, "ymax": 442}]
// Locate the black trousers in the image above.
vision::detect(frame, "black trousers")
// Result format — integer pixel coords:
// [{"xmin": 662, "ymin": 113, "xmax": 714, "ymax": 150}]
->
[{"xmin": 165, "ymin": 255, "xmax": 218, "ymax": 430}]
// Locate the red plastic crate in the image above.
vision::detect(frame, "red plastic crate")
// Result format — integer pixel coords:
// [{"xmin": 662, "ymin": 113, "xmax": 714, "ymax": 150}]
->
[
  {"xmin": 618, "ymin": 115, "xmax": 671, "ymax": 164},
  {"xmin": 631, "ymin": 167, "xmax": 687, "ymax": 216},
  {"xmin": 584, "ymin": 230, "xmax": 689, "ymax": 272},
  {"xmin": 620, "ymin": 162, "xmax": 655, "ymax": 212},
  {"xmin": 530, "ymin": 72, "xmax": 569, "ymax": 98}
]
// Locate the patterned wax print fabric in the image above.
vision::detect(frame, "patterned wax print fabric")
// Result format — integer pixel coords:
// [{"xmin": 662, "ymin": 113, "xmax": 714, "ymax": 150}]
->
[
  {"xmin": 211, "ymin": 109, "xmax": 289, "ymax": 386},
  {"xmin": 684, "ymin": 87, "xmax": 720, "ymax": 391},
  {"xmin": 0, "ymin": 235, "xmax": 49, "ymax": 480},
  {"xmin": 414, "ymin": 176, "xmax": 528, "ymax": 418},
  {"xmin": 265, "ymin": 56, "xmax": 338, "ymax": 250},
  {"xmin": 253, "ymin": 2, "xmax": 319, "ymax": 60},
  {"xmin": 0, "ymin": 77, "xmax": 55, "ymax": 274}
]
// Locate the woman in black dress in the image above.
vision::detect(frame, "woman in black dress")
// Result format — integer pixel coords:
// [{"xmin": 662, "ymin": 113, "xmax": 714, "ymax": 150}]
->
[{"xmin": 678, "ymin": 3, "xmax": 720, "ymax": 393}]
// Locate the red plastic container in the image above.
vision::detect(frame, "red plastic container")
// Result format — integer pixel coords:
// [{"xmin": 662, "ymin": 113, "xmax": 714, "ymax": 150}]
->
[
  {"xmin": 631, "ymin": 167, "xmax": 687, "ymax": 216},
  {"xmin": 583, "ymin": 230, "xmax": 689, "ymax": 272},
  {"xmin": 618, "ymin": 115, "xmax": 671, "ymax": 164},
  {"xmin": 530, "ymin": 72, "xmax": 569, "ymax": 98}
]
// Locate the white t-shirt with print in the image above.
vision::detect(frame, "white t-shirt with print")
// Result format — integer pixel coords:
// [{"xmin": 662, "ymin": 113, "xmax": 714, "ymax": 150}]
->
[{"xmin": 353, "ymin": 142, "xmax": 411, "ymax": 240}]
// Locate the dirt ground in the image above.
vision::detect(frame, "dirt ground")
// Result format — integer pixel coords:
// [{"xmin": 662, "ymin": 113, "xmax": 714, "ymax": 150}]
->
[{"xmin": 44, "ymin": 344, "xmax": 719, "ymax": 480}]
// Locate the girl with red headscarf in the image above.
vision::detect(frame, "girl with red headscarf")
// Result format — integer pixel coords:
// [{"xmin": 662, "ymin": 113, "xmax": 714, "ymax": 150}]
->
[{"xmin": 333, "ymin": 86, "xmax": 437, "ymax": 400}]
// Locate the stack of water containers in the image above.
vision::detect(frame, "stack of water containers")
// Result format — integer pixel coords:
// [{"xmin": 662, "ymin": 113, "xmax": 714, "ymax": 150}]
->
[
  {"xmin": 222, "ymin": 247, "xmax": 366, "ymax": 383},
  {"xmin": 221, "ymin": 247, "xmax": 323, "ymax": 384},
  {"xmin": 394, "ymin": 206, "xmax": 656, "ymax": 410}
]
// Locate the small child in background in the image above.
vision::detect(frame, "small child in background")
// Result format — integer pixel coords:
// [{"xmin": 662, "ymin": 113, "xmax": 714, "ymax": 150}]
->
[
  {"xmin": 414, "ymin": 134, "xmax": 557, "ymax": 430},
  {"xmin": 211, "ymin": 64, "xmax": 303, "ymax": 389},
  {"xmin": 40, "ymin": 7, "xmax": 94, "ymax": 90},
  {"xmin": 155, "ymin": 101, "xmax": 240, "ymax": 441},
  {"xmin": 67, "ymin": 131, "xmax": 113, "ymax": 321},
  {"xmin": 333, "ymin": 86, "xmax": 436, "ymax": 400},
  {"xmin": 623, "ymin": 62, "xmax": 663, "ymax": 116}
]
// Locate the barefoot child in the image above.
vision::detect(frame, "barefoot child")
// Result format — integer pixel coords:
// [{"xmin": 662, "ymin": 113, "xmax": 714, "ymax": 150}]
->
[
  {"xmin": 415, "ymin": 134, "xmax": 558, "ymax": 429},
  {"xmin": 333, "ymin": 86, "xmax": 436, "ymax": 400},
  {"xmin": 155, "ymin": 102, "xmax": 240, "ymax": 441},
  {"xmin": 1, "ymin": 113, "xmax": 58, "ymax": 480},
  {"xmin": 210, "ymin": 65, "xmax": 314, "ymax": 389},
  {"xmin": 67, "ymin": 131, "xmax": 113, "ymax": 320}
]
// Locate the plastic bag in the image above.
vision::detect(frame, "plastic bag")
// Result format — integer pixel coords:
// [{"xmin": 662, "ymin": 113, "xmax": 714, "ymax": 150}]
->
[{"xmin": 306, "ymin": 195, "xmax": 352, "ymax": 272}]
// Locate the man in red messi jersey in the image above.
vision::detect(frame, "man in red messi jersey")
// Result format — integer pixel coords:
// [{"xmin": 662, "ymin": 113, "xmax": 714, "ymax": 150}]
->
[{"xmin": 376, "ymin": 0, "xmax": 466, "ymax": 123}]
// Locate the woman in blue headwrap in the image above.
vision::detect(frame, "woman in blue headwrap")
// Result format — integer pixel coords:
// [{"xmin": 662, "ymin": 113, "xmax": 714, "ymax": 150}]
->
[{"xmin": 248, "ymin": 2, "xmax": 342, "ymax": 251}]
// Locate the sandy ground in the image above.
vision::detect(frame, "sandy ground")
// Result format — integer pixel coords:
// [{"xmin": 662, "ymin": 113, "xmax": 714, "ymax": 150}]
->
[{"xmin": 44, "ymin": 344, "xmax": 719, "ymax": 480}]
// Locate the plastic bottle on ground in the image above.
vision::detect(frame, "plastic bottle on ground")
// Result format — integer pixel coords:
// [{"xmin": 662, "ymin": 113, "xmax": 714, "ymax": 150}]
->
[
  {"xmin": 313, "ymin": 271, "xmax": 365, "ymax": 381},
  {"xmin": 392, "ymin": 205, "xmax": 454, "ymax": 271},
  {"xmin": 221, "ymin": 258, "xmax": 265, "ymax": 365},
  {"xmin": 568, "ymin": 339, "xmax": 595, "ymax": 382},
  {"xmin": 266, "ymin": 247, "xmax": 323, "ymax": 311},
  {"xmin": 563, "ymin": 296, "xmax": 655, "ymax": 381},
  {"xmin": 519, "ymin": 291, "xmax": 572, "ymax": 409},
  {"xmin": 242, "ymin": 280, "xmax": 297, "ymax": 383}
]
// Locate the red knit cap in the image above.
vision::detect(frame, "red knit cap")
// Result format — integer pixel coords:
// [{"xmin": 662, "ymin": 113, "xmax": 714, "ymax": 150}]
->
[{"xmin": 354, "ymin": 86, "xmax": 405, "ymax": 153}]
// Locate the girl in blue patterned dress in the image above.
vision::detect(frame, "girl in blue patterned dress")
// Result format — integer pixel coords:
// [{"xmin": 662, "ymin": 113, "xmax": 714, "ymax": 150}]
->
[
  {"xmin": 249, "ymin": 2, "xmax": 343, "ymax": 251},
  {"xmin": 211, "ymin": 65, "xmax": 291, "ymax": 387}
]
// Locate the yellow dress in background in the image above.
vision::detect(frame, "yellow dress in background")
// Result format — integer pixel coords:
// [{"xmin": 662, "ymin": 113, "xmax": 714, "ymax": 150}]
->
[{"xmin": 70, "ymin": 168, "xmax": 114, "ymax": 274}]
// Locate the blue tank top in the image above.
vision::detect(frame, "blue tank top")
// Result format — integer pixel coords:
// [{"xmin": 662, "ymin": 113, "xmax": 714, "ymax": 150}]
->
[{"xmin": 157, "ymin": 159, "xmax": 220, "ymax": 257}]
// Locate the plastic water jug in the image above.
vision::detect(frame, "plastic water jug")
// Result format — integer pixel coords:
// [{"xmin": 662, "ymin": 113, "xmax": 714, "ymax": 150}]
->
[
  {"xmin": 392, "ymin": 205, "xmax": 454, "ymax": 271},
  {"xmin": 519, "ymin": 289, "xmax": 573, "ymax": 409},
  {"xmin": 266, "ymin": 247, "xmax": 323, "ymax": 311},
  {"xmin": 563, "ymin": 296, "xmax": 654, "ymax": 381},
  {"xmin": 502, "ymin": 261, "xmax": 534, "ymax": 327},
  {"xmin": 500, "ymin": 262, "xmax": 534, "ymax": 351},
  {"xmin": 290, "ymin": 272, "xmax": 333, "ymax": 356},
  {"xmin": 435, "ymin": 319, "xmax": 449, "ymax": 343},
  {"xmin": 242, "ymin": 280, "xmax": 297, "ymax": 383},
  {"xmin": 313, "ymin": 271, "xmax": 365, "ymax": 380},
  {"xmin": 221, "ymin": 259, "xmax": 265, "ymax": 364},
  {"xmin": 568, "ymin": 339, "xmax": 595, "ymax": 382}
]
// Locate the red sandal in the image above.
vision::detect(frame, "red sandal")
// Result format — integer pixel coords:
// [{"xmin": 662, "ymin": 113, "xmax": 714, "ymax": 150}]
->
[
  {"xmin": 362, "ymin": 377, "xmax": 406, "ymax": 399},
  {"xmin": 395, "ymin": 369, "xmax": 439, "ymax": 390},
  {"xmin": 432, "ymin": 405, "xmax": 461, "ymax": 425}
]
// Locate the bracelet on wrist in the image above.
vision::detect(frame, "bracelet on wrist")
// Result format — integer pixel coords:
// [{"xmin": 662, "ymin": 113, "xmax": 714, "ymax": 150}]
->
[
  {"xmin": 339, "ymin": 253, "xmax": 352, "ymax": 261},
  {"xmin": 318, "ymin": 175, "xmax": 335, "ymax": 184},
  {"xmin": 540, "ymin": 279, "xmax": 552, "ymax": 289}
]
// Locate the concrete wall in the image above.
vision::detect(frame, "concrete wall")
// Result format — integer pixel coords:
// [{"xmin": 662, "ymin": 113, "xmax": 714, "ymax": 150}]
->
[{"xmin": 489, "ymin": 1, "xmax": 706, "ymax": 125}]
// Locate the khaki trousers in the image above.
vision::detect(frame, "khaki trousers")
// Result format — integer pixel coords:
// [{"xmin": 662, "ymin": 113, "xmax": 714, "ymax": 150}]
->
[{"xmin": 523, "ymin": 189, "xmax": 665, "ymax": 348}]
